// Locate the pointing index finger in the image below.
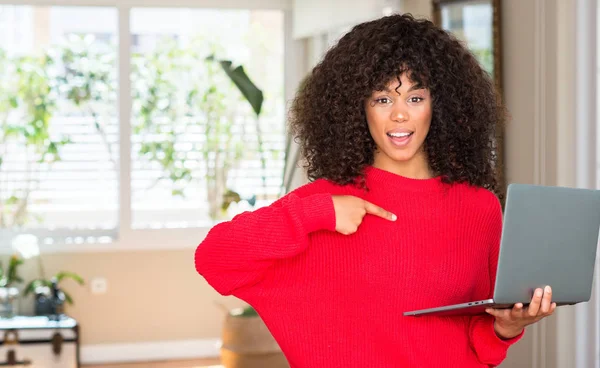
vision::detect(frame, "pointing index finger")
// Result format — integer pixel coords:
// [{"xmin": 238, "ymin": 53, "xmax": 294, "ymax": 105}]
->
[{"xmin": 363, "ymin": 200, "xmax": 397, "ymax": 221}]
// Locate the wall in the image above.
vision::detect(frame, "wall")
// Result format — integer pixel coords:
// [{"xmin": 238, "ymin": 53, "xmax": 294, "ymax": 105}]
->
[
  {"xmin": 292, "ymin": 0, "xmax": 403, "ymax": 38},
  {"xmin": 499, "ymin": 0, "xmax": 544, "ymax": 364},
  {"xmin": 18, "ymin": 250, "xmax": 237, "ymax": 344},
  {"xmin": 402, "ymin": 0, "xmax": 431, "ymax": 19},
  {"xmin": 500, "ymin": 0, "xmax": 597, "ymax": 367}
]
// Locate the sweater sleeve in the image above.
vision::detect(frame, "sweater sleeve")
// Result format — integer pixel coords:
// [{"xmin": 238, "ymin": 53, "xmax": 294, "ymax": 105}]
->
[
  {"xmin": 194, "ymin": 188, "xmax": 336, "ymax": 297},
  {"xmin": 469, "ymin": 193, "xmax": 524, "ymax": 367}
]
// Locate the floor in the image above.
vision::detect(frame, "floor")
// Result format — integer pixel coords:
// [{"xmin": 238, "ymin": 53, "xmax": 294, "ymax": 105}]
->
[{"xmin": 83, "ymin": 358, "xmax": 222, "ymax": 368}]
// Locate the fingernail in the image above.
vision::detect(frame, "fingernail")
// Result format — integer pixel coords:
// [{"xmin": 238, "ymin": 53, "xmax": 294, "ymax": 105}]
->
[
  {"xmin": 536, "ymin": 289, "xmax": 543, "ymax": 296},
  {"xmin": 545, "ymin": 285, "xmax": 551, "ymax": 293},
  {"xmin": 391, "ymin": 214, "xmax": 397, "ymax": 221}
]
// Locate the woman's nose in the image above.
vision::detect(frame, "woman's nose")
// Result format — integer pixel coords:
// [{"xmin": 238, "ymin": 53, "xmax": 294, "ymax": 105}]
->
[{"xmin": 392, "ymin": 106, "xmax": 408, "ymax": 122}]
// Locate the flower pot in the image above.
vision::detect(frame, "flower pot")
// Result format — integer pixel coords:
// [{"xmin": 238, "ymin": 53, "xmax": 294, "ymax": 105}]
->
[
  {"xmin": 32, "ymin": 284, "xmax": 66, "ymax": 321},
  {"xmin": 220, "ymin": 314, "xmax": 289, "ymax": 368},
  {"xmin": 0, "ymin": 287, "xmax": 19, "ymax": 318}
]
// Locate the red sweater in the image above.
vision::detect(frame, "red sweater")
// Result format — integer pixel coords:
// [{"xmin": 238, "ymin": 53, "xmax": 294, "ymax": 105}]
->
[{"xmin": 195, "ymin": 166, "xmax": 523, "ymax": 367}]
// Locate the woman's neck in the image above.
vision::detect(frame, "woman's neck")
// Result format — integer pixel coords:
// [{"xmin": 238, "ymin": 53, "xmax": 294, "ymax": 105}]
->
[{"xmin": 372, "ymin": 153, "xmax": 433, "ymax": 180}]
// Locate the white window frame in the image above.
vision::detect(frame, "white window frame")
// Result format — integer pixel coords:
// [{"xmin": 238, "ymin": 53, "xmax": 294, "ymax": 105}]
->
[{"xmin": 0, "ymin": 0, "xmax": 295, "ymax": 253}]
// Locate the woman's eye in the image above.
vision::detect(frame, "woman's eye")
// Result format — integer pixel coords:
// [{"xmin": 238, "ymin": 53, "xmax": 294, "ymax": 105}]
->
[
  {"xmin": 376, "ymin": 97, "xmax": 391, "ymax": 104},
  {"xmin": 408, "ymin": 97, "xmax": 424, "ymax": 103}
]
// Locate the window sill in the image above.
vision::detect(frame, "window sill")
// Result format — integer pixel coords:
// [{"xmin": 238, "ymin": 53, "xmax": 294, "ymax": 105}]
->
[{"xmin": 0, "ymin": 227, "xmax": 210, "ymax": 254}]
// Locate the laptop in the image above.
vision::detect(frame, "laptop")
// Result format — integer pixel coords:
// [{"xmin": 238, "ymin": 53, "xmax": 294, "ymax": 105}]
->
[{"xmin": 404, "ymin": 183, "xmax": 600, "ymax": 317}]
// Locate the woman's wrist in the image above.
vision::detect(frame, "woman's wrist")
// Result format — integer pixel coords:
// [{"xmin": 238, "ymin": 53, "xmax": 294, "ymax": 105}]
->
[{"xmin": 494, "ymin": 320, "xmax": 524, "ymax": 340}]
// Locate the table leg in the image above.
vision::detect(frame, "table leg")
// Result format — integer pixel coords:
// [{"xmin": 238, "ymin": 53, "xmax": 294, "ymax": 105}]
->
[{"xmin": 73, "ymin": 325, "xmax": 80, "ymax": 368}]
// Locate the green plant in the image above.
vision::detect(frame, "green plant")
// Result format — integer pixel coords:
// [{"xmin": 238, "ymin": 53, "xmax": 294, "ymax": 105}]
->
[
  {"xmin": 55, "ymin": 34, "xmax": 118, "ymax": 169},
  {"xmin": 131, "ymin": 39, "xmax": 196, "ymax": 200},
  {"xmin": 203, "ymin": 54, "xmax": 266, "ymax": 217},
  {"xmin": 229, "ymin": 305, "xmax": 259, "ymax": 318},
  {"xmin": 0, "ymin": 49, "xmax": 71, "ymax": 228},
  {"xmin": 132, "ymin": 37, "xmax": 266, "ymax": 220},
  {"xmin": 1, "ymin": 33, "xmax": 273, "ymax": 227},
  {"xmin": 0, "ymin": 254, "xmax": 24, "ymax": 288},
  {"xmin": 24, "ymin": 271, "xmax": 84, "ymax": 305},
  {"xmin": 211, "ymin": 56, "xmax": 266, "ymax": 203}
]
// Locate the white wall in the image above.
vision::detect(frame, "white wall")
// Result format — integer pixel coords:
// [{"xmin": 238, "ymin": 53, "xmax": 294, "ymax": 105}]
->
[
  {"xmin": 402, "ymin": 0, "xmax": 431, "ymax": 19},
  {"xmin": 292, "ymin": 0, "xmax": 402, "ymax": 39},
  {"xmin": 499, "ymin": 0, "xmax": 550, "ymax": 363},
  {"xmin": 500, "ymin": 0, "xmax": 597, "ymax": 367}
]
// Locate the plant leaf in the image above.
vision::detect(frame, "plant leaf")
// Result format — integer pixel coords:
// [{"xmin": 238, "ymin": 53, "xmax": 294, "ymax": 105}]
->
[
  {"xmin": 231, "ymin": 306, "xmax": 259, "ymax": 318},
  {"xmin": 23, "ymin": 281, "xmax": 37, "ymax": 296},
  {"xmin": 63, "ymin": 291, "xmax": 74, "ymax": 305},
  {"xmin": 24, "ymin": 279, "xmax": 51, "ymax": 296},
  {"xmin": 214, "ymin": 59, "xmax": 263, "ymax": 116},
  {"xmin": 55, "ymin": 271, "xmax": 85, "ymax": 285}
]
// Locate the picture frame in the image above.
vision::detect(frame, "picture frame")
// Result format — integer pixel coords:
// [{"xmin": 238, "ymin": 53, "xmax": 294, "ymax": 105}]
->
[{"xmin": 432, "ymin": 0, "xmax": 506, "ymax": 205}]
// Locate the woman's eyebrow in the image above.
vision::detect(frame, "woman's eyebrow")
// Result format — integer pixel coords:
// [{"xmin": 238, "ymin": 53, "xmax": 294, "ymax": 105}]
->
[{"xmin": 382, "ymin": 84, "xmax": 425, "ymax": 93}]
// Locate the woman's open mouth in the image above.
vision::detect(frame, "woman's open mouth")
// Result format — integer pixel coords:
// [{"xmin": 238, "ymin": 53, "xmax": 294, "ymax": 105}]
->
[{"xmin": 386, "ymin": 131, "xmax": 414, "ymax": 147}]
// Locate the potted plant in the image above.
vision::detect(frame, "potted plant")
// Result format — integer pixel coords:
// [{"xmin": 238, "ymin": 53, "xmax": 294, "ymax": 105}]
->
[
  {"xmin": 11, "ymin": 234, "xmax": 85, "ymax": 319},
  {"xmin": 0, "ymin": 254, "xmax": 24, "ymax": 318},
  {"xmin": 219, "ymin": 305, "xmax": 288, "ymax": 368},
  {"xmin": 24, "ymin": 271, "xmax": 84, "ymax": 319}
]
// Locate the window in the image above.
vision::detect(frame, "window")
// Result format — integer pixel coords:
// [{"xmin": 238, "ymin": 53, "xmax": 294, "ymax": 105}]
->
[
  {"xmin": 0, "ymin": 6, "xmax": 118, "ymax": 241},
  {"xmin": 0, "ymin": 4, "xmax": 286, "ymax": 245},
  {"xmin": 129, "ymin": 8, "xmax": 284, "ymax": 229}
]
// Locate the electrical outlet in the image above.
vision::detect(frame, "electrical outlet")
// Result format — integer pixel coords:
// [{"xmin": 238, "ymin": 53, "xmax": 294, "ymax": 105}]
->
[{"xmin": 90, "ymin": 277, "xmax": 108, "ymax": 294}]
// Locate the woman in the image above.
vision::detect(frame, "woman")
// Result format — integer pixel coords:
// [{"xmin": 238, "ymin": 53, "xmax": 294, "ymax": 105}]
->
[{"xmin": 195, "ymin": 13, "xmax": 554, "ymax": 367}]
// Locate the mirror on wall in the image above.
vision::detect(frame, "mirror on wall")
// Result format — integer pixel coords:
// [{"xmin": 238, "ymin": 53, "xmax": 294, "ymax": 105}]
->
[
  {"xmin": 432, "ymin": 0, "xmax": 502, "ymax": 93},
  {"xmin": 432, "ymin": 0, "xmax": 506, "ymax": 204}
]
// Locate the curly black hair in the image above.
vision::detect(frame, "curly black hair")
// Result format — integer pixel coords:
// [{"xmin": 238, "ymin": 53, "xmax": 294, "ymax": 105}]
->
[{"xmin": 289, "ymin": 13, "xmax": 504, "ymax": 194}]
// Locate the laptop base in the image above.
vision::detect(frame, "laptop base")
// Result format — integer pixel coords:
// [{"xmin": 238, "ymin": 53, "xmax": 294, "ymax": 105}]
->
[{"xmin": 403, "ymin": 299, "xmax": 514, "ymax": 317}]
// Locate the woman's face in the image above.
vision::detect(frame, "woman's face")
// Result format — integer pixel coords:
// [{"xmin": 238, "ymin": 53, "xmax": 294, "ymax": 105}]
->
[{"xmin": 364, "ymin": 74, "xmax": 432, "ymax": 171}]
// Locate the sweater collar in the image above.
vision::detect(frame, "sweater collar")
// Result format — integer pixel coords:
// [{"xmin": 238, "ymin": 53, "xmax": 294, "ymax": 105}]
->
[{"xmin": 363, "ymin": 166, "xmax": 446, "ymax": 192}]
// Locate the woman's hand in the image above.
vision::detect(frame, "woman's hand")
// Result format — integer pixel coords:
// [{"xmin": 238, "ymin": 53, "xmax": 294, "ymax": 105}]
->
[
  {"xmin": 486, "ymin": 286, "xmax": 556, "ymax": 339},
  {"xmin": 331, "ymin": 195, "xmax": 396, "ymax": 235}
]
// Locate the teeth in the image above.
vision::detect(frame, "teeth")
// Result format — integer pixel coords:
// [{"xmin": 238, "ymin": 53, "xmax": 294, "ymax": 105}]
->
[{"xmin": 388, "ymin": 132, "xmax": 412, "ymax": 138}]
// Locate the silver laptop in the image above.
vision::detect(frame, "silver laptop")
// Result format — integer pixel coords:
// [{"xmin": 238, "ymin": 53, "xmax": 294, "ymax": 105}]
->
[{"xmin": 404, "ymin": 183, "xmax": 600, "ymax": 317}]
